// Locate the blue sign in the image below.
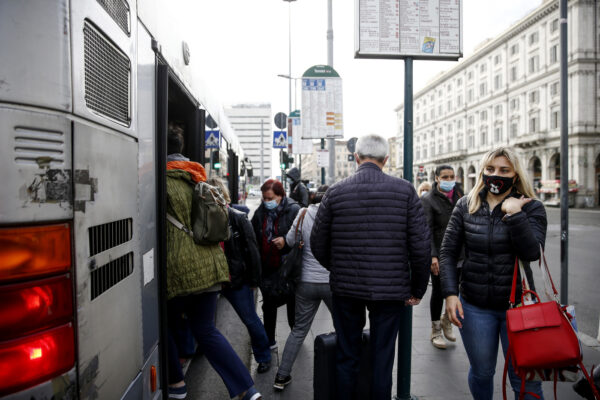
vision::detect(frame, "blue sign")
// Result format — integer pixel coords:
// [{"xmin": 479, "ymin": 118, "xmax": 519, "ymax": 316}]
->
[
  {"xmin": 205, "ymin": 130, "xmax": 220, "ymax": 149},
  {"xmin": 273, "ymin": 131, "xmax": 287, "ymax": 148},
  {"xmin": 302, "ymin": 78, "xmax": 326, "ymax": 91}
]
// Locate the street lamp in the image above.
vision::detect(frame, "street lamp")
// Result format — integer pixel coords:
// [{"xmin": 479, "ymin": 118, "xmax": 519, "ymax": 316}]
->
[
  {"xmin": 277, "ymin": 74, "xmax": 301, "ymax": 110},
  {"xmin": 282, "ymin": 0, "xmax": 296, "ymax": 115}
]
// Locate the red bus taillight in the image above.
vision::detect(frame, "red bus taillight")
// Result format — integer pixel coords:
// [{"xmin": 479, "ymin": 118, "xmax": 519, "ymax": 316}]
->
[
  {"xmin": 0, "ymin": 223, "xmax": 74, "ymax": 395},
  {"xmin": 0, "ymin": 275, "xmax": 73, "ymax": 340},
  {"xmin": 0, "ymin": 324, "xmax": 75, "ymax": 396},
  {"xmin": 0, "ymin": 224, "xmax": 71, "ymax": 282}
]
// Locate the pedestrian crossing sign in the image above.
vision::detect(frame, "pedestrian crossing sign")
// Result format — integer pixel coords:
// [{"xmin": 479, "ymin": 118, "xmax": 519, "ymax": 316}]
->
[{"xmin": 273, "ymin": 131, "xmax": 287, "ymax": 148}]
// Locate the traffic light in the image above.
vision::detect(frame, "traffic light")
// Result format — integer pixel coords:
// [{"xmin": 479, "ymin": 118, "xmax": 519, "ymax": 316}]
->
[
  {"xmin": 212, "ymin": 150, "xmax": 221, "ymax": 170},
  {"xmin": 280, "ymin": 152, "xmax": 294, "ymax": 169}
]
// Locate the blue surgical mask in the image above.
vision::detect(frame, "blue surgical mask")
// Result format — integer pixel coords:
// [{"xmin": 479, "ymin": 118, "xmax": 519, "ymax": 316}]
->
[
  {"xmin": 439, "ymin": 180, "xmax": 456, "ymax": 192},
  {"xmin": 264, "ymin": 200, "xmax": 278, "ymax": 210}
]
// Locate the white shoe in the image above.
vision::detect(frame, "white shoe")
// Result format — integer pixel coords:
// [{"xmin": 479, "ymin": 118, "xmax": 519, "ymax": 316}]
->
[
  {"xmin": 441, "ymin": 312, "xmax": 456, "ymax": 342},
  {"xmin": 431, "ymin": 321, "xmax": 447, "ymax": 349}
]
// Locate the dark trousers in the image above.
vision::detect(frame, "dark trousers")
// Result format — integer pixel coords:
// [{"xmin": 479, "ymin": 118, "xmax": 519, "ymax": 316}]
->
[
  {"xmin": 331, "ymin": 295, "xmax": 404, "ymax": 400},
  {"xmin": 430, "ymin": 273, "xmax": 443, "ymax": 321},
  {"xmin": 167, "ymin": 292, "xmax": 253, "ymax": 398},
  {"xmin": 262, "ymin": 295, "xmax": 295, "ymax": 346},
  {"xmin": 222, "ymin": 285, "xmax": 271, "ymax": 363}
]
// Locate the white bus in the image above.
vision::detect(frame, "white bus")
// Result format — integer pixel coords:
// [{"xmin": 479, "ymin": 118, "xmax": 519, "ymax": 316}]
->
[{"xmin": 0, "ymin": 1, "xmax": 245, "ymax": 398}]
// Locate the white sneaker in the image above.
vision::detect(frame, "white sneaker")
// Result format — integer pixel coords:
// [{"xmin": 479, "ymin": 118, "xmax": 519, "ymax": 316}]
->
[
  {"xmin": 441, "ymin": 312, "xmax": 456, "ymax": 342},
  {"xmin": 431, "ymin": 321, "xmax": 447, "ymax": 349}
]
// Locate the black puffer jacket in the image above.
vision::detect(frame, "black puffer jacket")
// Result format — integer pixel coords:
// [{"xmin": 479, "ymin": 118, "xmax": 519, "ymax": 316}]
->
[
  {"xmin": 439, "ymin": 189, "xmax": 547, "ymax": 310},
  {"xmin": 224, "ymin": 207, "xmax": 261, "ymax": 289},
  {"xmin": 310, "ymin": 162, "xmax": 431, "ymax": 301},
  {"xmin": 421, "ymin": 182, "xmax": 463, "ymax": 258},
  {"xmin": 251, "ymin": 197, "xmax": 301, "ymax": 274}
]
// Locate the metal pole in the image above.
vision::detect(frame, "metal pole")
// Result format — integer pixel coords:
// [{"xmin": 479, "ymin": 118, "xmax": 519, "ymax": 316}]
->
[
  {"xmin": 321, "ymin": 139, "xmax": 325, "ymax": 185},
  {"xmin": 559, "ymin": 0, "xmax": 569, "ymax": 304},
  {"xmin": 395, "ymin": 57, "xmax": 417, "ymax": 400},
  {"xmin": 327, "ymin": 0, "xmax": 336, "ymax": 185},
  {"xmin": 260, "ymin": 119, "xmax": 265, "ymax": 184},
  {"xmin": 288, "ymin": 2, "xmax": 292, "ymax": 116}
]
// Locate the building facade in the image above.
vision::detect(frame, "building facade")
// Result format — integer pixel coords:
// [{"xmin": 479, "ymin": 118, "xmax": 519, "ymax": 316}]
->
[
  {"xmin": 395, "ymin": 0, "xmax": 600, "ymax": 207},
  {"xmin": 224, "ymin": 104, "xmax": 272, "ymax": 184},
  {"xmin": 300, "ymin": 140, "xmax": 356, "ymax": 185},
  {"xmin": 387, "ymin": 136, "xmax": 401, "ymax": 177}
]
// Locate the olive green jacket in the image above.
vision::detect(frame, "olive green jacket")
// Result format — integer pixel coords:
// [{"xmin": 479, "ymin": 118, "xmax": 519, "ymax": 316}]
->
[{"xmin": 166, "ymin": 169, "xmax": 229, "ymax": 299}]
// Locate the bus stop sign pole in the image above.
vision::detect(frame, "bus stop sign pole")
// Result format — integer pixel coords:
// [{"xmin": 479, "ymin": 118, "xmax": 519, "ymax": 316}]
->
[{"xmin": 395, "ymin": 56, "xmax": 417, "ymax": 400}]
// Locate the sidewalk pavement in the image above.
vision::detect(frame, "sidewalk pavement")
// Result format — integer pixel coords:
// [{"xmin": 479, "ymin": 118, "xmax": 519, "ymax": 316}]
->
[{"xmin": 186, "ymin": 287, "xmax": 600, "ymax": 399}]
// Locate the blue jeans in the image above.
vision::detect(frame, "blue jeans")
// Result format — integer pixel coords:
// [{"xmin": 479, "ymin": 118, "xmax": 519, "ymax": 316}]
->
[
  {"xmin": 222, "ymin": 285, "xmax": 271, "ymax": 363},
  {"xmin": 459, "ymin": 297, "xmax": 544, "ymax": 400},
  {"xmin": 167, "ymin": 292, "xmax": 254, "ymax": 398},
  {"xmin": 278, "ymin": 282, "xmax": 333, "ymax": 377},
  {"xmin": 332, "ymin": 295, "xmax": 404, "ymax": 400}
]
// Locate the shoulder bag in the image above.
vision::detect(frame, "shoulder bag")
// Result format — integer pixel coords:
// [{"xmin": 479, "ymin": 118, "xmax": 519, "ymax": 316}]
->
[
  {"xmin": 259, "ymin": 209, "xmax": 307, "ymax": 307},
  {"xmin": 502, "ymin": 246, "xmax": 600, "ymax": 400}
]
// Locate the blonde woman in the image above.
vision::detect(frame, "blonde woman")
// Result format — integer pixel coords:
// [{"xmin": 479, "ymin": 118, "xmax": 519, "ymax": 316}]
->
[
  {"xmin": 417, "ymin": 181, "xmax": 432, "ymax": 197},
  {"xmin": 439, "ymin": 147, "xmax": 547, "ymax": 400}
]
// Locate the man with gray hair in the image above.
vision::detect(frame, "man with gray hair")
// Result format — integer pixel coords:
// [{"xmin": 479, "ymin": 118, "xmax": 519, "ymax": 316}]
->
[{"xmin": 311, "ymin": 134, "xmax": 431, "ymax": 399}]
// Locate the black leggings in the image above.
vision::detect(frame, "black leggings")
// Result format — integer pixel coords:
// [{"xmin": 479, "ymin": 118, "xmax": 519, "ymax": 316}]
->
[
  {"xmin": 430, "ymin": 272, "xmax": 444, "ymax": 322},
  {"xmin": 262, "ymin": 295, "xmax": 295, "ymax": 345}
]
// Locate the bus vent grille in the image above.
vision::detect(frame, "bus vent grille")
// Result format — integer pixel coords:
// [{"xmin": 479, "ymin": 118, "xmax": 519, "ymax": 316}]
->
[
  {"xmin": 97, "ymin": 0, "xmax": 130, "ymax": 35},
  {"xmin": 83, "ymin": 21, "xmax": 130, "ymax": 125},
  {"xmin": 91, "ymin": 252, "xmax": 133, "ymax": 300},
  {"xmin": 88, "ymin": 218, "xmax": 133, "ymax": 256},
  {"xmin": 13, "ymin": 127, "xmax": 65, "ymax": 166}
]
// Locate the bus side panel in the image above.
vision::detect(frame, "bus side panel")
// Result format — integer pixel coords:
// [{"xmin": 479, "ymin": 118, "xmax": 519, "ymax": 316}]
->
[
  {"xmin": 0, "ymin": 107, "xmax": 72, "ymax": 223},
  {"xmin": 137, "ymin": 24, "xmax": 160, "ymax": 362},
  {"xmin": 0, "ymin": 0, "xmax": 72, "ymax": 112},
  {"xmin": 70, "ymin": 0, "xmax": 138, "ymax": 138},
  {"xmin": 73, "ymin": 121, "xmax": 143, "ymax": 400}
]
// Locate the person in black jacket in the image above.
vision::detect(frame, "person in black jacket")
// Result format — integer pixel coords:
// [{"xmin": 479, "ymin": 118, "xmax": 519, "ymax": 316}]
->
[
  {"xmin": 286, "ymin": 167, "xmax": 309, "ymax": 208},
  {"xmin": 440, "ymin": 147, "xmax": 547, "ymax": 400},
  {"xmin": 421, "ymin": 165, "xmax": 463, "ymax": 350},
  {"xmin": 208, "ymin": 178, "xmax": 272, "ymax": 374},
  {"xmin": 251, "ymin": 179, "xmax": 301, "ymax": 349},
  {"xmin": 311, "ymin": 134, "xmax": 430, "ymax": 400}
]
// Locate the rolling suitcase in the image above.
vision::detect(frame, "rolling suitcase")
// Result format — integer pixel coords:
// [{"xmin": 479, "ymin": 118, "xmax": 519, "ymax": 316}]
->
[{"xmin": 313, "ymin": 330, "xmax": 371, "ymax": 400}]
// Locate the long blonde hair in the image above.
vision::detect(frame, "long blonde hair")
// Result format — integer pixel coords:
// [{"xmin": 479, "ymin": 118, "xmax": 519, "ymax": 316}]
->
[{"xmin": 467, "ymin": 147, "xmax": 536, "ymax": 214}]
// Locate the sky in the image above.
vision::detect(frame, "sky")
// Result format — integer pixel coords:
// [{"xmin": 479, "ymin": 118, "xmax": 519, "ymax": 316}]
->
[{"xmin": 179, "ymin": 0, "xmax": 543, "ymax": 140}]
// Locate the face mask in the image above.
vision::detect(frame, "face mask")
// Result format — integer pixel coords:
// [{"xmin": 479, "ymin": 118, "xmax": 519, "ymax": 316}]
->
[
  {"xmin": 286, "ymin": 178, "xmax": 293, "ymax": 184},
  {"xmin": 439, "ymin": 180, "xmax": 456, "ymax": 192},
  {"xmin": 420, "ymin": 191, "xmax": 428, "ymax": 196},
  {"xmin": 483, "ymin": 174, "xmax": 515, "ymax": 195},
  {"xmin": 264, "ymin": 200, "xmax": 278, "ymax": 210}
]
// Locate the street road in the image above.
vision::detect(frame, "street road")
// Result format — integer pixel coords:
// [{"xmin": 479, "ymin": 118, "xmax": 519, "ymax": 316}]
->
[{"xmin": 544, "ymin": 207, "xmax": 600, "ymax": 340}]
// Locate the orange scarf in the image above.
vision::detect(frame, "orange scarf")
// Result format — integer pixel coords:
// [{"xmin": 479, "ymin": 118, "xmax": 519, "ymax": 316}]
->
[{"xmin": 167, "ymin": 161, "xmax": 207, "ymax": 183}]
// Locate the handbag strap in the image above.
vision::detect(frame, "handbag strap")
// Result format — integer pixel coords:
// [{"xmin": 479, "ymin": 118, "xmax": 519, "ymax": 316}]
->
[
  {"xmin": 294, "ymin": 208, "xmax": 308, "ymax": 243},
  {"xmin": 538, "ymin": 244, "xmax": 560, "ymax": 302},
  {"xmin": 510, "ymin": 258, "xmax": 519, "ymax": 306}
]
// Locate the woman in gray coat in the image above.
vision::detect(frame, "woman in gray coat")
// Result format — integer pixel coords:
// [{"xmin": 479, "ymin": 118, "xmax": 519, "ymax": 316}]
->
[{"xmin": 273, "ymin": 186, "xmax": 331, "ymax": 391}]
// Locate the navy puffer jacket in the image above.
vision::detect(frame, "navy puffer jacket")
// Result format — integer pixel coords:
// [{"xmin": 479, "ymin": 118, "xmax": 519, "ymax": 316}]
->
[
  {"xmin": 439, "ymin": 189, "xmax": 547, "ymax": 310},
  {"xmin": 310, "ymin": 162, "xmax": 431, "ymax": 301}
]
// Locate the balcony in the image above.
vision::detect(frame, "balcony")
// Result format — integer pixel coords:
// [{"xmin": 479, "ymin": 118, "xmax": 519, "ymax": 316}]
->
[
  {"xmin": 428, "ymin": 148, "xmax": 468, "ymax": 163},
  {"xmin": 512, "ymin": 132, "xmax": 546, "ymax": 148}
]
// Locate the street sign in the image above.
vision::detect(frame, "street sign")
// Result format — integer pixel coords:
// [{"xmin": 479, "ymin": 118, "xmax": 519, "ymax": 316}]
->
[
  {"xmin": 354, "ymin": 0, "xmax": 463, "ymax": 61},
  {"xmin": 205, "ymin": 114, "xmax": 218, "ymax": 129},
  {"xmin": 288, "ymin": 110, "xmax": 313, "ymax": 155},
  {"xmin": 205, "ymin": 130, "xmax": 220, "ymax": 149},
  {"xmin": 316, "ymin": 149, "xmax": 329, "ymax": 168},
  {"xmin": 274, "ymin": 112, "xmax": 287, "ymax": 129},
  {"xmin": 347, "ymin": 137, "xmax": 358, "ymax": 153},
  {"xmin": 301, "ymin": 65, "xmax": 343, "ymax": 139},
  {"xmin": 273, "ymin": 131, "xmax": 287, "ymax": 148}
]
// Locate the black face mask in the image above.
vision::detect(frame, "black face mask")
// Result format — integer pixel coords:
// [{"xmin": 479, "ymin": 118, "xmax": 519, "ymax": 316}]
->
[{"xmin": 482, "ymin": 174, "xmax": 515, "ymax": 195}]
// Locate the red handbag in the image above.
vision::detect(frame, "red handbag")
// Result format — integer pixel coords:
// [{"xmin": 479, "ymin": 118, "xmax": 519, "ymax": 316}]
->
[{"xmin": 503, "ymin": 256, "xmax": 600, "ymax": 400}]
